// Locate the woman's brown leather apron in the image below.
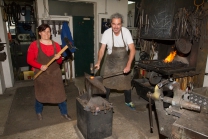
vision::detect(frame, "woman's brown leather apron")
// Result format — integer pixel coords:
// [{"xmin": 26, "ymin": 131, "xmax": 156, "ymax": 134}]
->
[
  {"xmin": 103, "ymin": 29, "xmax": 131, "ymax": 90},
  {"xmin": 34, "ymin": 40, "xmax": 66, "ymax": 103}
]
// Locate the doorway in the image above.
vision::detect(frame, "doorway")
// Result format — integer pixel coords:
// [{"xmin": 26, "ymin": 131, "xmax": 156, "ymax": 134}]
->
[{"xmin": 73, "ymin": 16, "xmax": 94, "ymax": 77}]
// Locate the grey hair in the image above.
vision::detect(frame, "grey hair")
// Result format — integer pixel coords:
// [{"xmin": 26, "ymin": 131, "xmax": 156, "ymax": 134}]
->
[{"xmin": 110, "ymin": 13, "xmax": 124, "ymax": 24}]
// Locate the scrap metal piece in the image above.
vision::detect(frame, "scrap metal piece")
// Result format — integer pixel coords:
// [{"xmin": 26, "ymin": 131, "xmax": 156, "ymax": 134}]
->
[
  {"xmin": 146, "ymin": 71, "xmax": 162, "ymax": 85},
  {"xmin": 163, "ymin": 96, "xmax": 201, "ymax": 112},
  {"xmin": 175, "ymin": 38, "xmax": 192, "ymax": 54}
]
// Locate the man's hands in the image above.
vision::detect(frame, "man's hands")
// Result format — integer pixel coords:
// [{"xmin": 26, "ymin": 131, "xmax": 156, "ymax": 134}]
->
[
  {"xmin": 94, "ymin": 63, "xmax": 100, "ymax": 70},
  {"xmin": 95, "ymin": 44, "xmax": 106, "ymax": 70},
  {"xmin": 123, "ymin": 66, "xmax": 131, "ymax": 73}
]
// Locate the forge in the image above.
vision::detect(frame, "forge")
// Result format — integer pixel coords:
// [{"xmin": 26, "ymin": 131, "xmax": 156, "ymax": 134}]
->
[
  {"xmin": 136, "ymin": 60, "xmax": 195, "ymax": 75},
  {"xmin": 131, "ymin": 27, "xmax": 207, "ymax": 138},
  {"xmin": 131, "ymin": 0, "xmax": 208, "ymax": 138}
]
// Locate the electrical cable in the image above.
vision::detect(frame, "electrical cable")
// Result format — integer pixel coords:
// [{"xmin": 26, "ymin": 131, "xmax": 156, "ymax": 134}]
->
[{"xmin": 2, "ymin": 0, "xmax": 8, "ymax": 22}]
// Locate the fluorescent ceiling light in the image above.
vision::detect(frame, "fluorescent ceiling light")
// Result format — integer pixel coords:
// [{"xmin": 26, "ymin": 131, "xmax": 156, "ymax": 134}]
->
[{"xmin": 128, "ymin": 1, "xmax": 135, "ymax": 4}]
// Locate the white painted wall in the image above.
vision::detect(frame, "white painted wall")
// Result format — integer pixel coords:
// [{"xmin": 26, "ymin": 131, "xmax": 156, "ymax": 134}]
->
[{"xmin": 0, "ymin": 8, "xmax": 14, "ymax": 94}]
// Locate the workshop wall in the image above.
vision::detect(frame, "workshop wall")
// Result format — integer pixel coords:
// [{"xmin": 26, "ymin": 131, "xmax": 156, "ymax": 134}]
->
[
  {"xmin": 0, "ymin": 0, "xmax": 36, "ymax": 94},
  {"xmin": 0, "ymin": 9, "xmax": 14, "ymax": 94},
  {"xmin": 36, "ymin": 0, "xmax": 129, "ymax": 73},
  {"xmin": 48, "ymin": 1, "xmax": 93, "ymax": 16}
]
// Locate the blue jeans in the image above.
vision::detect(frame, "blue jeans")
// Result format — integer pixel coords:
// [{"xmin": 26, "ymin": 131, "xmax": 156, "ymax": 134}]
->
[{"xmin": 35, "ymin": 100, "xmax": 68, "ymax": 115}]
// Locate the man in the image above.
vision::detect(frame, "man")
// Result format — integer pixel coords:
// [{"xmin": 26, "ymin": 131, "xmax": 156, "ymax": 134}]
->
[{"xmin": 95, "ymin": 13, "xmax": 136, "ymax": 109}]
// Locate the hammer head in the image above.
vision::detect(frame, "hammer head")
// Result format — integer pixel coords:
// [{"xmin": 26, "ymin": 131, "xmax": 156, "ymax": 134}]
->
[{"xmin": 64, "ymin": 37, "xmax": 77, "ymax": 53}]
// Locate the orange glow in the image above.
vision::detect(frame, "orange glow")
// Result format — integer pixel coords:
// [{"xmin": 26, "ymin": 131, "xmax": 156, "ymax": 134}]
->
[
  {"xmin": 164, "ymin": 51, "xmax": 177, "ymax": 63},
  {"xmin": 90, "ymin": 76, "xmax": 94, "ymax": 79}
]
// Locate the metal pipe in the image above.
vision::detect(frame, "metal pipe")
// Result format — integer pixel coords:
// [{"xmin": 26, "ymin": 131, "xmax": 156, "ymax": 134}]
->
[
  {"xmin": 163, "ymin": 96, "xmax": 173, "ymax": 103},
  {"xmin": 163, "ymin": 96, "xmax": 201, "ymax": 112},
  {"xmin": 180, "ymin": 100, "xmax": 201, "ymax": 112},
  {"xmin": 147, "ymin": 92, "xmax": 153, "ymax": 133}
]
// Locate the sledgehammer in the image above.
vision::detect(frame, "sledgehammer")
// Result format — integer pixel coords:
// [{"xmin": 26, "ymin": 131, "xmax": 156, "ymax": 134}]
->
[
  {"xmin": 33, "ymin": 38, "xmax": 76, "ymax": 80},
  {"xmin": 33, "ymin": 45, "xmax": 68, "ymax": 80}
]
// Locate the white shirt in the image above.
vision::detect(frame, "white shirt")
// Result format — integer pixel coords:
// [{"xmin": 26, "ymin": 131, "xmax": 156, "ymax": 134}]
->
[{"xmin": 100, "ymin": 27, "xmax": 134, "ymax": 54}]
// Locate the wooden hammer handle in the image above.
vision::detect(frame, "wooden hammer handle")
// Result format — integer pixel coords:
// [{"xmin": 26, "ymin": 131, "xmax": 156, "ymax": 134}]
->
[{"xmin": 33, "ymin": 45, "xmax": 69, "ymax": 80}]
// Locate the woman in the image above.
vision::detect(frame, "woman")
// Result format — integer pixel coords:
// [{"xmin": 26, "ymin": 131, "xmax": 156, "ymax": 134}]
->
[{"xmin": 27, "ymin": 23, "xmax": 71, "ymax": 121}]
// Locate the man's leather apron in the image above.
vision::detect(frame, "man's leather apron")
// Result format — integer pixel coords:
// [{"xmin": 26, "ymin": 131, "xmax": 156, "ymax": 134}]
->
[
  {"xmin": 103, "ymin": 29, "xmax": 131, "ymax": 90},
  {"xmin": 34, "ymin": 40, "xmax": 66, "ymax": 103}
]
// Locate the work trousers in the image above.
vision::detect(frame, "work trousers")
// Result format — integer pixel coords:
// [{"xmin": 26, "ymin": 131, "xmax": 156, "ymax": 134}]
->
[
  {"xmin": 35, "ymin": 100, "xmax": 68, "ymax": 115},
  {"xmin": 105, "ymin": 87, "xmax": 132, "ymax": 103}
]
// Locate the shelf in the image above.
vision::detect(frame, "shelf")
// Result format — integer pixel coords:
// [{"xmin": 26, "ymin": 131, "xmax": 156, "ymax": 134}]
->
[{"xmin": 18, "ymin": 21, "xmax": 35, "ymax": 24}]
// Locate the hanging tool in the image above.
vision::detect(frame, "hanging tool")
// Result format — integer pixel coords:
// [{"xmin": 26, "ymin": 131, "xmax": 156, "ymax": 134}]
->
[
  {"xmin": 194, "ymin": 0, "xmax": 204, "ymax": 11},
  {"xmin": 147, "ymin": 92, "xmax": 153, "ymax": 133},
  {"xmin": 58, "ymin": 21, "xmax": 62, "ymax": 35},
  {"xmin": 145, "ymin": 14, "xmax": 148, "ymax": 34},
  {"xmin": 52, "ymin": 21, "xmax": 57, "ymax": 37},
  {"xmin": 128, "ymin": 11, "xmax": 132, "ymax": 27},
  {"xmin": 147, "ymin": 19, "xmax": 149, "ymax": 33},
  {"xmin": 142, "ymin": 9, "xmax": 144, "ymax": 26},
  {"xmin": 135, "ymin": 3, "xmax": 141, "ymax": 27}
]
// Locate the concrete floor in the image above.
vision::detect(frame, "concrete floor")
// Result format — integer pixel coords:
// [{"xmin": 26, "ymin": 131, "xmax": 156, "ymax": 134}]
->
[{"xmin": 0, "ymin": 77, "xmax": 161, "ymax": 139}]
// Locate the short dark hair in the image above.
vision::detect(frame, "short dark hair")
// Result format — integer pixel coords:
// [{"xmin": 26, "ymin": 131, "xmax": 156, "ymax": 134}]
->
[
  {"xmin": 37, "ymin": 23, "xmax": 51, "ymax": 39},
  {"xmin": 110, "ymin": 13, "xmax": 124, "ymax": 24},
  {"xmin": 38, "ymin": 23, "xmax": 51, "ymax": 33}
]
